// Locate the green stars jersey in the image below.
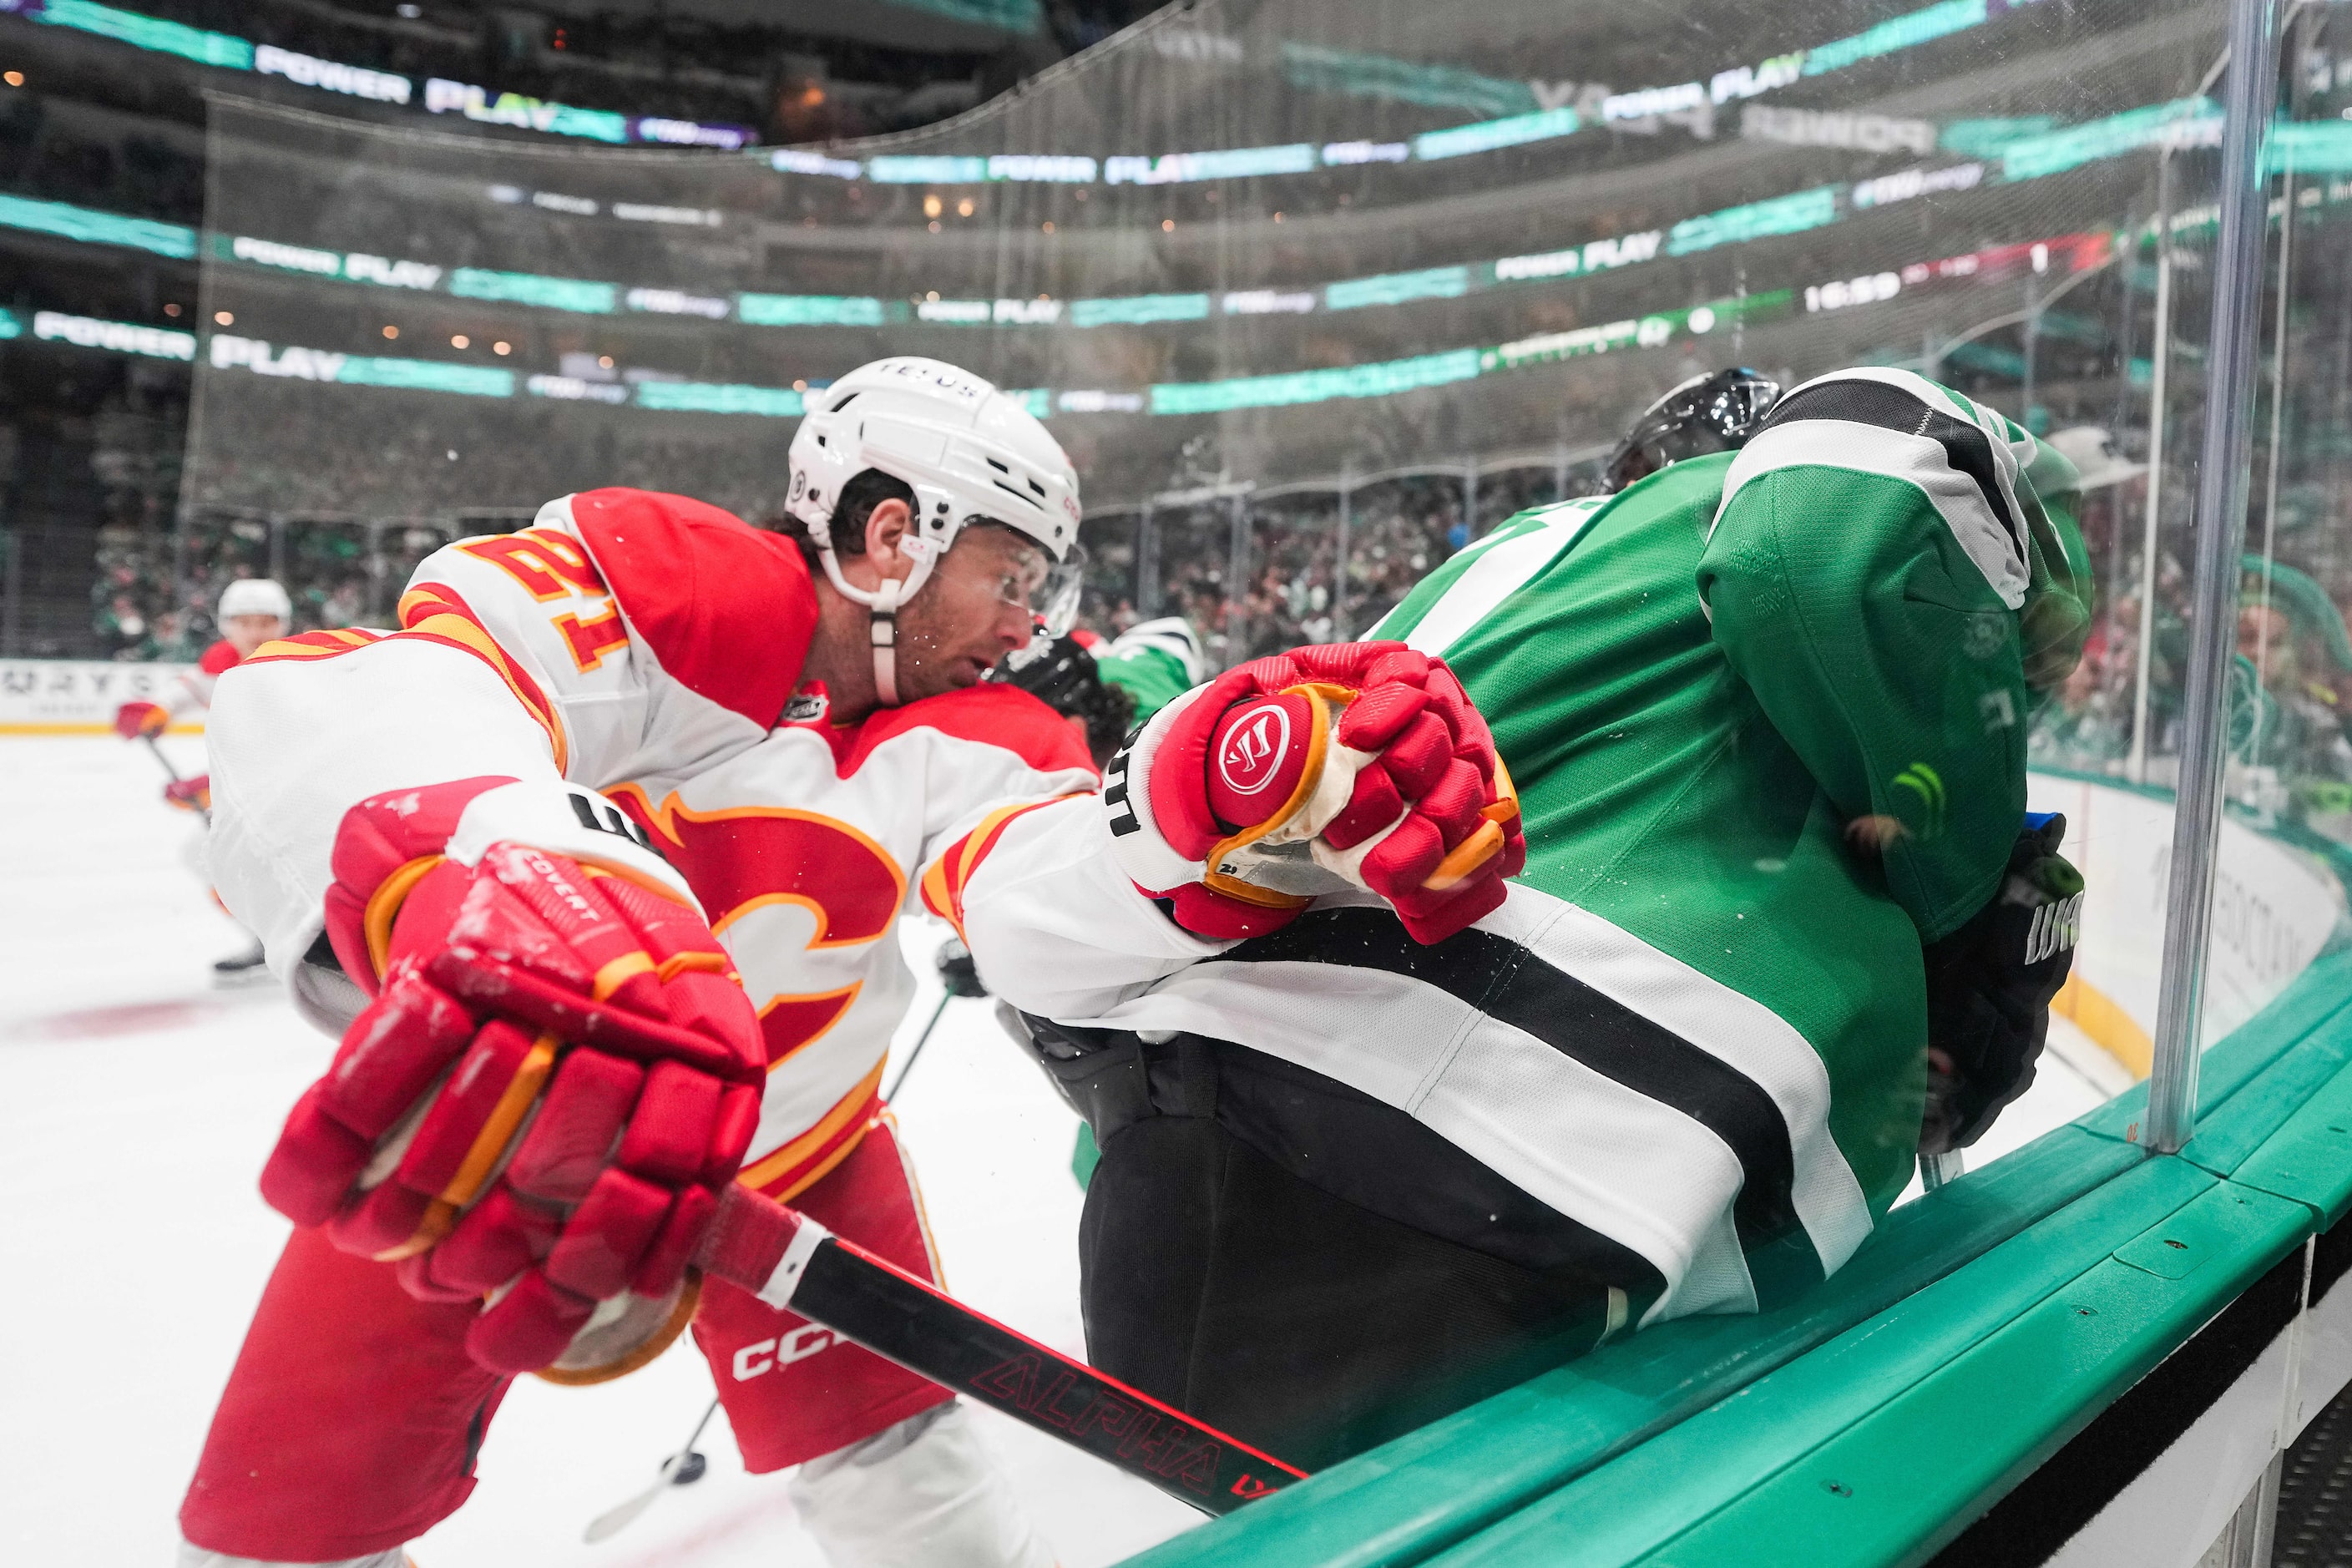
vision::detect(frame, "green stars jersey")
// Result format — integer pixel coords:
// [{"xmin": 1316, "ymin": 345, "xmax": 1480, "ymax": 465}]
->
[
  {"xmin": 1092, "ymin": 616, "xmax": 1206, "ymax": 721},
  {"xmin": 1371, "ymin": 367, "xmax": 2071, "ymax": 1222}
]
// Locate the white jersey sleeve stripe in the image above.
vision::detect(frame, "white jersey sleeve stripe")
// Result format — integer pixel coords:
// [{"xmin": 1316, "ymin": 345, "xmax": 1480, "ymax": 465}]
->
[
  {"xmin": 1506, "ymin": 887, "xmax": 1875, "ymax": 1278},
  {"xmin": 1073, "ymin": 953, "xmax": 1758, "ymax": 1322},
  {"xmin": 1397, "ymin": 499, "xmax": 1606, "ymax": 657},
  {"xmin": 1713, "ymin": 367, "xmax": 2029, "ymax": 609},
  {"xmin": 1717, "ymin": 418, "xmax": 2028, "ymax": 609}
]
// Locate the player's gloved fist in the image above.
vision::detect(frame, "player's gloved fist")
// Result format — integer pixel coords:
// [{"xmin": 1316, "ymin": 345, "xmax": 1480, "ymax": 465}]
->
[
  {"xmin": 1106, "ymin": 640, "xmax": 1523, "ymax": 944},
  {"xmin": 163, "ymin": 774, "xmax": 210, "ymax": 813},
  {"xmin": 113, "ymin": 699, "xmax": 168, "ymax": 738},
  {"xmin": 937, "ymin": 936, "xmax": 988, "ymax": 999},
  {"xmin": 259, "ymin": 776, "xmax": 765, "ymax": 1383},
  {"xmin": 1919, "ymin": 812, "xmax": 2084, "ymax": 1154}
]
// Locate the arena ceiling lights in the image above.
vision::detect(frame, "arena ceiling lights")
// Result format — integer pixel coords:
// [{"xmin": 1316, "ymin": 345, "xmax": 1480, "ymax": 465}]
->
[
  {"xmin": 173, "ymin": 92, "xmax": 2252, "ymax": 339},
  {"xmin": 0, "ymin": 0, "xmax": 755, "ymax": 149},
  {"xmin": 175, "ymin": 220, "xmax": 2144, "ymax": 427},
  {"xmin": 0, "ymin": 87, "xmax": 2282, "ymax": 359},
  {"xmin": 770, "ymin": 0, "xmax": 2060, "ymax": 189},
  {"xmin": 4, "ymin": 0, "xmax": 2060, "ymax": 183}
]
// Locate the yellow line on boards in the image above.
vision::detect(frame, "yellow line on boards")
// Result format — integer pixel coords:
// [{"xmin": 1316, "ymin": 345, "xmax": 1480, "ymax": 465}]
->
[{"xmin": 2051, "ymin": 971, "xmax": 2152, "ymax": 1080}]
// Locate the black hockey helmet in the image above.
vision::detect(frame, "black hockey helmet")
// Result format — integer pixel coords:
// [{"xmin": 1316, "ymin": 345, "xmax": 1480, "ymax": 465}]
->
[
  {"xmin": 992, "ymin": 630, "xmax": 1137, "ymax": 770},
  {"xmin": 1603, "ymin": 367, "xmax": 1783, "ymax": 493}
]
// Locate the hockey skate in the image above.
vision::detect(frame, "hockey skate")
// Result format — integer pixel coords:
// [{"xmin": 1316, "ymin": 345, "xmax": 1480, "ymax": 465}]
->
[{"xmin": 210, "ymin": 941, "xmax": 270, "ymax": 987}]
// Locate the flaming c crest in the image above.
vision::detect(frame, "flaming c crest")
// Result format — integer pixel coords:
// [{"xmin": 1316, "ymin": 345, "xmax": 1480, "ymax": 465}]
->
[{"xmin": 607, "ymin": 788, "xmax": 905, "ymax": 1069}]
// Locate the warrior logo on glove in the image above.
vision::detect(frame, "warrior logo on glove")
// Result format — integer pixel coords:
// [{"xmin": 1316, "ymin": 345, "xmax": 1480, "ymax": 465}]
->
[
  {"xmin": 1215, "ymin": 701, "xmax": 1297, "ymax": 802},
  {"xmin": 1109, "ymin": 641, "xmax": 1526, "ymax": 946},
  {"xmin": 260, "ymin": 776, "xmax": 766, "ymax": 1383}
]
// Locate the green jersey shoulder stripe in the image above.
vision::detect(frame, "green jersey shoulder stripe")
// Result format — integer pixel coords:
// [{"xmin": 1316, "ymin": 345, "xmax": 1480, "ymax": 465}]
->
[
  {"xmin": 1716, "ymin": 367, "xmax": 2030, "ymax": 609},
  {"xmin": 1371, "ymin": 495, "xmax": 1607, "ymax": 654}
]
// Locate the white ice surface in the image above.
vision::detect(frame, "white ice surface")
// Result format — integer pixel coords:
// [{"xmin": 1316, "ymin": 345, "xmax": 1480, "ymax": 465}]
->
[
  {"xmin": 0, "ymin": 737, "xmax": 2125, "ymax": 1566},
  {"xmin": 0, "ymin": 737, "xmax": 1199, "ymax": 1567}
]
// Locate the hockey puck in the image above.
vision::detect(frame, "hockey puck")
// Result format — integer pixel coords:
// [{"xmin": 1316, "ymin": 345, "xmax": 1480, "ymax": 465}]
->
[{"xmin": 670, "ymin": 1450, "xmax": 707, "ymax": 1486}]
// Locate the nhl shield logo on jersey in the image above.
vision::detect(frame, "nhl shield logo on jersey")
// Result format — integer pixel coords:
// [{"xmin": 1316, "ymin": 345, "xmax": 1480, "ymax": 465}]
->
[{"xmin": 1216, "ymin": 701, "xmax": 1292, "ymax": 798}]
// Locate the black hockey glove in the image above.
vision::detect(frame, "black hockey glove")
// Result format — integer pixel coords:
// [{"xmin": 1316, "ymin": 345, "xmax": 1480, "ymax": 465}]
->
[
  {"xmin": 936, "ymin": 937, "xmax": 989, "ymax": 999},
  {"xmin": 1919, "ymin": 813, "xmax": 2084, "ymax": 1154},
  {"xmin": 993, "ymin": 634, "xmax": 1138, "ymax": 771}
]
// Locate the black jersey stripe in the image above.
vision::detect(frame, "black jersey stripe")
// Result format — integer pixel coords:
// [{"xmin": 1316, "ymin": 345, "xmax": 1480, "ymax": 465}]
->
[
  {"xmin": 1759, "ymin": 375, "xmax": 2022, "ymax": 553},
  {"xmin": 1218, "ymin": 907, "xmax": 1804, "ymax": 1251}
]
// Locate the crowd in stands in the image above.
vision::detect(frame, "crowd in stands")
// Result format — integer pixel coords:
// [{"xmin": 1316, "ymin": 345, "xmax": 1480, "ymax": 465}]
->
[
  {"xmin": 1066, "ymin": 464, "xmax": 1580, "ymax": 667},
  {"xmin": 0, "ymin": 91, "xmax": 205, "ymax": 225},
  {"xmin": 71, "ymin": 421, "xmax": 2352, "ymax": 867},
  {"xmin": 95, "ymin": 513, "xmax": 506, "ymax": 656},
  {"xmin": 183, "ymin": 392, "xmax": 794, "ymax": 521},
  {"xmin": 1054, "ymin": 439, "xmax": 2352, "ymax": 858},
  {"xmin": 2020, "ymin": 458, "xmax": 2352, "ymax": 849}
]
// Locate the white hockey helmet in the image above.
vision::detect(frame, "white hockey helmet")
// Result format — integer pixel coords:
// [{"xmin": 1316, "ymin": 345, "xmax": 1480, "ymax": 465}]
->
[
  {"xmin": 787, "ymin": 357, "xmax": 1085, "ymax": 705},
  {"xmin": 218, "ymin": 577, "xmax": 291, "ymax": 623}
]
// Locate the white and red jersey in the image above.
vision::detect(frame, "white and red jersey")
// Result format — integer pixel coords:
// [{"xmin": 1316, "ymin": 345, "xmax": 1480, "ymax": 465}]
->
[
  {"xmin": 154, "ymin": 637, "xmax": 243, "ymax": 724},
  {"xmin": 207, "ymin": 488, "xmax": 1097, "ymax": 1198}
]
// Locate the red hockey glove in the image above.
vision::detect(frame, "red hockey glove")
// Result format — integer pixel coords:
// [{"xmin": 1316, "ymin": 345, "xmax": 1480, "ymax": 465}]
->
[
  {"xmin": 163, "ymin": 774, "xmax": 210, "ymax": 814},
  {"xmin": 259, "ymin": 777, "xmax": 764, "ymax": 1383},
  {"xmin": 114, "ymin": 700, "xmax": 168, "ymax": 739},
  {"xmin": 1105, "ymin": 641, "xmax": 1523, "ymax": 944}
]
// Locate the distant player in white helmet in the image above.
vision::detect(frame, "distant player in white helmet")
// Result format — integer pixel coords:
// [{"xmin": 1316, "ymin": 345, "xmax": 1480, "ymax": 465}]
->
[
  {"xmin": 113, "ymin": 577, "xmax": 293, "ymax": 979},
  {"xmin": 176, "ymin": 359, "xmax": 1093, "ymax": 1567},
  {"xmin": 113, "ymin": 576, "xmax": 293, "ymax": 743}
]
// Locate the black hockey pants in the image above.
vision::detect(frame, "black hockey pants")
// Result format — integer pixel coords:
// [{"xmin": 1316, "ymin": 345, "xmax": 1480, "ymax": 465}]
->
[{"xmin": 1040, "ymin": 1029, "xmax": 1622, "ymax": 1471}]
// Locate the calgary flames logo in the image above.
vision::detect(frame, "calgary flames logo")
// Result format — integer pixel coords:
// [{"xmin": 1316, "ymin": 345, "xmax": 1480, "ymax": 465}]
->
[{"xmin": 606, "ymin": 789, "xmax": 904, "ymax": 1069}]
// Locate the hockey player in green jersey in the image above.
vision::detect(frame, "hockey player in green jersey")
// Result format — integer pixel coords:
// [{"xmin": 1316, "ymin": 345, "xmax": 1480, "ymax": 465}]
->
[
  {"xmin": 994, "ymin": 616, "xmax": 1205, "ymax": 766},
  {"xmin": 1377, "ymin": 367, "xmax": 2090, "ymax": 1160},
  {"xmin": 940, "ymin": 367, "xmax": 2087, "ymax": 1468},
  {"xmin": 1089, "ymin": 615, "xmax": 1206, "ymax": 718}
]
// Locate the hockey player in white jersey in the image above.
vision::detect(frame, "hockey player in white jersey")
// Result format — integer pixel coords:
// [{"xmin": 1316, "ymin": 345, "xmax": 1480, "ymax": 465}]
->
[{"xmin": 177, "ymin": 359, "xmax": 1103, "ymax": 1568}]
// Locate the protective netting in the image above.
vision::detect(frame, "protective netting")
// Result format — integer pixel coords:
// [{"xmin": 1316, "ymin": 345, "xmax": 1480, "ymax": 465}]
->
[{"xmin": 185, "ymin": 0, "xmax": 2238, "ymax": 664}]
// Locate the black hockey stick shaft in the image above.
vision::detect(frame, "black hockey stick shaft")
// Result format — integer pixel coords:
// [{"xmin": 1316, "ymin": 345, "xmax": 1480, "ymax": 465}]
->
[
  {"xmin": 142, "ymin": 733, "xmax": 210, "ymax": 826},
  {"xmin": 882, "ymin": 991, "xmax": 952, "ymax": 1100},
  {"xmin": 699, "ymin": 1186, "xmax": 1306, "ymax": 1514},
  {"xmin": 142, "ymin": 732, "xmax": 184, "ymax": 782}
]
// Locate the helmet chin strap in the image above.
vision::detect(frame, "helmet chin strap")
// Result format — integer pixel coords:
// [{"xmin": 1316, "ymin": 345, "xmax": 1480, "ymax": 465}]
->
[
  {"xmin": 867, "ymin": 574, "xmax": 905, "ymax": 706},
  {"xmin": 816, "ymin": 535, "xmax": 943, "ymax": 710}
]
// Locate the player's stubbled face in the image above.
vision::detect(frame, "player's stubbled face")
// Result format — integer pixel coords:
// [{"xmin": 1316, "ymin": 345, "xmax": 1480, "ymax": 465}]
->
[{"xmin": 894, "ymin": 524, "xmax": 1047, "ymax": 701}]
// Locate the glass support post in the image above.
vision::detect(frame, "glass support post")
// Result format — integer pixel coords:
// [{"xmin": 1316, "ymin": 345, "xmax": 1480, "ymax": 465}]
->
[
  {"xmin": 169, "ymin": 507, "xmax": 189, "ymax": 654},
  {"xmin": 1, "ymin": 528, "xmax": 17, "ymax": 656},
  {"xmin": 1137, "ymin": 503, "xmax": 1157, "ymax": 618},
  {"xmin": 1333, "ymin": 465, "xmax": 1353, "ymax": 641},
  {"xmin": 1226, "ymin": 491, "xmax": 1251, "ymax": 666},
  {"xmin": 364, "ymin": 519, "xmax": 386, "ymax": 625},
  {"xmin": 2146, "ymin": 0, "xmax": 2283, "ymax": 1155},
  {"xmin": 2131, "ymin": 159, "xmax": 2177, "ymax": 787},
  {"xmin": 2253, "ymin": 7, "xmax": 2312, "ymax": 692}
]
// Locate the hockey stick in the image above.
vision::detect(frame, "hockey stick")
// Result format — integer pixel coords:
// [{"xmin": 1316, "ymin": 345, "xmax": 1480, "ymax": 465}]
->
[
  {"xmin": 583, "ymin": 1395, "xmax": 720, "ymax": 1542},
  {"xmin": 141, "ymin": 733, "xmax": 210, "ymax": 826},
  {"xmin": 882, "ymin": 992, "xmax": 952, "ymax": 1100},
  {"xmin": 695, "ymin": 1183, "xmax": 1307, "ymax": 1515}
]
